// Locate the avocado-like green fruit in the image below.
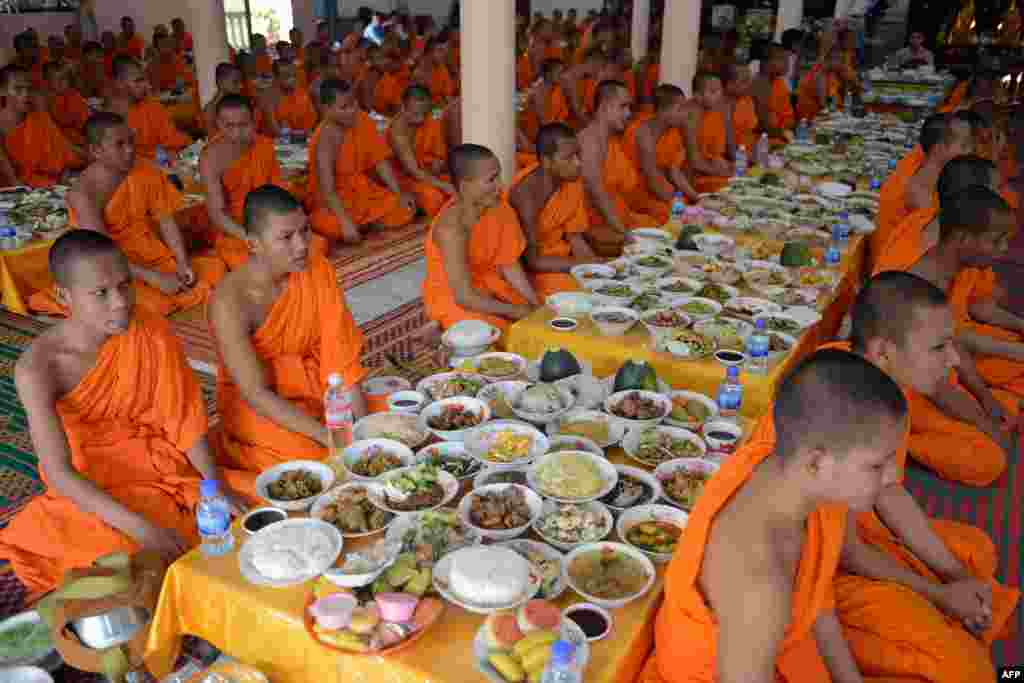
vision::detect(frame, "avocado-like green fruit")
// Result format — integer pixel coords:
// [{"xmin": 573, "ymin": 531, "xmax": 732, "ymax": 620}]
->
[
  {"xmin": 539, "ymin": 348, "xmax": 582, "ymax": 382},
  {"xmin": 614, "ymin": 360, "xmax": 658, "ymax": 393},
  {"xmin": 675, "ymin": 225, "xmax": 702, "ymax": 251},
  {"xmin": 780, "ymin": 241, "xmax": 813, "ymax": 267}
]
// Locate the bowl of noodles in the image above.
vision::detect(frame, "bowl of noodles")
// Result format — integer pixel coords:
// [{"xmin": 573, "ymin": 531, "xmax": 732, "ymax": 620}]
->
[
  {"xmin": 564, "ymin": 541, "xmax": 657, "ymax": 609},
  {"xmin": 527, "ymin": 451, "xmax": 618, "ymax": 503}
]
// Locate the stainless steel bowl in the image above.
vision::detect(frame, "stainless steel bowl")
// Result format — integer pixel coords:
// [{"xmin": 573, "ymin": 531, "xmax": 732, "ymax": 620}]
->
[{"xmin": 70, "ymin": 607, "xmax": 151, "ymax": 650}]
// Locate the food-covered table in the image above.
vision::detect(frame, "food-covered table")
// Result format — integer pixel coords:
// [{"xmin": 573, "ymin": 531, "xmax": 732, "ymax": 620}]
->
[{"xmin": 0, "ymin": 187, "xmax": 71, "ymax": 314}]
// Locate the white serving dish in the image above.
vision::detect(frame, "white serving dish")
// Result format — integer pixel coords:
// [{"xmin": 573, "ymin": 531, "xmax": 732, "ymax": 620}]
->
[
  {"xmin": 527, "ymin": 450, "xmax": 619, "ymax": 503},
  {"xmin": 562, "ymin": 541, "xmax": 657, "ymax": 609},
  {"xmin": 603, "ymin": 390, "xmax": 672, "ymax": 430},
  {"xmin": 457, "ymin": 483, "xmax": 544, "ymax": 541},
  {"xmin": 340, "ymin": 439, "xmax": 415, "ymax": 481},
  {"xmin": 419, "ymin": 397, "xmax": 492, "ymax": 442},
  {"xmin": 616, "ymin": 504, "xmax": 689, "ymax": 563},
  {"xmin": 254, "ymin": 460, "xmax": 336, "ymax": 511}
]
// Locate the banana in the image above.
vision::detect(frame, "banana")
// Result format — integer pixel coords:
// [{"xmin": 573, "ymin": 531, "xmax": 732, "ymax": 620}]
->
[
  {"xmin": 54, "ymin": 573, "xmax": 133, "ymax": 600},
  {"xmin": 511, "ymin": 629, "xmax": 557, "ymax": 660},
  {"xmin": 93, "ymin": 553, "xmax": 132, "ymax": 572},
  {"xmin": 488, "ymin": 653, "xmax": 525, "ymax": 682},
  {"xmin": 519, "ymin": 645, "xmax": 552, "ymax": 675},
  {"xmin": 100, "ymin": 646, "xmax": 130, "ymax": 683}
]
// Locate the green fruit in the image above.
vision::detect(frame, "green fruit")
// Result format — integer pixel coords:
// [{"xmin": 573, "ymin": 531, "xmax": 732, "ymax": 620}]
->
[
  {"xmin": 675, "ymin": 225, "xmax": 702, "ymax": 251},
  {"xmin": 614, "ymin": 360, "xmax": 657, "ymax": 393},
  {"xmin": 372, "ymin": 576, "xmax": 393, "ymax": 595},
  {"xmin": 385, "ymin": 564, "xmax": 417, "ymax": 587},
  {"xmin": 539, "ymin": 348, "xmax": 582, "ymax": 382},
  {"xmin": 780, "ymin": 241, "xmax": 812, "ymax": 267},
  {"xmin": 760, "ymin": 172, "xmax": 782, "ymax": 187}
]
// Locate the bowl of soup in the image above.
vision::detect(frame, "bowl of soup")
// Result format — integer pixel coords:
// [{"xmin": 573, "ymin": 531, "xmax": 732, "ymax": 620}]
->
[{"xmin": 563, "ymin": 541, "xmax": 656, "ymax": 609}]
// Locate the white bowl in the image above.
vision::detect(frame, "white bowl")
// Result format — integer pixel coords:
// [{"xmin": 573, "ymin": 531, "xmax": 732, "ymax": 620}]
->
[
  {"xmin": 723, "ymin": 296, "xmax": 783, "ymax": 318},
  {"xmin": 562, "ymin": 604, "xmax": 612, "ymax": 642},
  {"xmin": 702, "ymin": 420, "xmax": 744, "ymax": 460},
  {"xmin": 563, "ymin": 541, "xmax": 657, "ymax": 609},
  {"xmin": 547, "ymin": 291, "xmax": 595, "ymax": 318},
  {"xmin": 473, "ymin": 466, "xmax": 529, "ymax": 489},
  {"xmin": 693, "ymin": 282, "xmax": 740, "ymax": 305},
  {"xmin": 443, "ymin": 319, "xmax": 500, "ymax": 350},
  {"xmin": 554, "ymin": 374, "xmax": 609, "ymax": 410},
  {"xmin": 630, "ymin": 227, "xmax": 673, "ymax": 245},
  {"xmin": 692, "ymin": 233, "xmax": 736, "ymax": 258},
  {"xmin": 676, "ymin": 296, "xmax": 723, "ymax": 321},
  {"xmin": 464, "ymin": 420, "xmax": 549, "ymax": 468},
  {"xmin": 599, "ymin": 465, "xmax": 663, "ymax": 512},
  {"xmin": 586, "ymin": 280, "xmax": 642, "ymax": 307},
  {"xmin": 341, "ymin": 439, "xmax": 415, "ymax": 481},
  {"xmin": 309, "ymin": 481, "xmax": 397, "ymax": 538},
  {"xmin": 532, "ymin": 500, "xmax": 614, "ymax": 552},
  {"xmin": 415, "ymin": 442, "xmax": 483, "ymax": 481},
  {"xmin": 546, "ymin": 409, "xmax": 627, "ymax": 448},
  {"xmin": 465, "ymin": 352, "xmax": 528, "ymax": 382},
  {"xmin": 433, "ymin": 546, "xmax": 542, "ymax": 614},
  {"xmin": 495, "ymin": 539, "xmax": 568, "ymax": 600},
  {"xmin": 387, "ymin": 390, "xmax": 427, "ymax": 414},
  {"xmin": 664, "ymin": 390, "xmax": 719, "ymax": 431},
  {"xmin": 655, "ymin": 275, "xmax": 702, "ymax": 297},
  {"xmin": 616, "ymin": 504, "xmax": 689, "ymax": 564},
  {"xmin": 476, "ymin": 380, "xmax": 530, "ymax": 420},
  {"xmin": 352, "ymin": 411, "xmax": 431, "ymax": 449},
  {"xmin": 510, "ymin": 383, "xmax": 576, "ymax": 424},
  {"xmin": 692, "ymin": 317, "xmax": 754, "ymax": 350},
  {"xmin": 570, "ymin": 263, "xmax": 615, "ymax": 288},
  {"xmin": 589, "ymin": 306, "xmax": 639, "ymax": 336},
  {"xmin": 603, "ymin": 390, "xmax": 671, "ymax": 430},
  {"xmin": 0, "ymin": 667, "xmax": 54, "ymax": 683},
  {"xmin": 753, "ymin": 311, "xmax": 805, "ymax": 336},
  {"xmin": 654, "ymin": 458, "xmax": 721, "ymax": 510},
  {"xmin": 457, "ymin": 483, "xmax": 544, "ymax": 540},
  {"xmin": 622, "ymin": 424, "xmax": 707, "ymax": 467},
  {"xmin": 640, "ymin": 308, "xmax": 692, "ymax": 343},
  {"xmin": 629, "ymin": 252, "xmax": 675, "ymax": 277},
  {"xmin": 416, "ymin": 371, "xmax": 489, "ymax": 402},
  {"xmin": 419, "ymin": 397, "xmax": 492, "ymax": 442},
  {"xmin": 547, "ymin": 434, "xmax": 604, "ymax": 457},
  {"xmin": 255, "ymin": 460, "xmax": 336, "ymax": 511},
  {"xmin": 527, "ymin": 450, "xmax": 619, "ymax": 503},
  {"xmin": 365, "ymin": 465, "xmax": 461, "ymax": 515}
]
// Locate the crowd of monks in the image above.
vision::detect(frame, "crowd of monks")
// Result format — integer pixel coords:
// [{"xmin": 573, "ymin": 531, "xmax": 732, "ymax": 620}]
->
[{"xmin": 0, "ymin": 10, "xmax": 1022, "ymax": 683}]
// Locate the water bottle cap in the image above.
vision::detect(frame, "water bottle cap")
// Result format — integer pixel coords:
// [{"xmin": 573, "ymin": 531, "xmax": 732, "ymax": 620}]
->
[
  {"xmin": 727, "ymin": 366, "xmax": 739, "ymax": 378},
  {"xmin": 550, "ymin": 640, "xmax": 575, "ymax": 664},
  {"xmin": 200, "ymin": 479, "xmax": 220, "ymax": 496},
  {"xmin": 327, "ymin": 373, "xmax": 343, "ymax": 387},
  {"xmin": 755, "ymin": 319, "xmax": 766, "ymax": 330}
]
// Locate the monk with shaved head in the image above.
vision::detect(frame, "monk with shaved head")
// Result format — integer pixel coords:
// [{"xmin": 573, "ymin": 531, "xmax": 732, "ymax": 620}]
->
[
  {"xmin": 105, "ymin": 56, "xmax": 191, "ymax": 163},
  {"xmin": 261, "ymin": 59, "xmax": 318, "ymax": 137},
  {"xmin": 0, "ymin": 230, "xmax": 248, "ymax": 597},
  {"xmin": 684, "ymin": 71, "xmax": 736, "ymax": 194},
  {"xmin": 388, "ymin": 84, "xmax": 455, "ymax": 218},
  {"xmin": 423, "ymin": 144, "xmax": 539, "ymax": 330}
]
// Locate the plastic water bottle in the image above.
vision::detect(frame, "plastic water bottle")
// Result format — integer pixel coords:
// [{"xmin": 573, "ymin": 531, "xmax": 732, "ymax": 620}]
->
[
  {"xmin": 825, "ymin": 226, "xmax": 843, "ymax": 267},
  {"xmin": 887, "ymin": 158, "xmax": 898, "ymax": 173},
  {"xmin": 278, "ymin": 126, "xmax": 292, "ymax": 146},
  {"xmin": 155, "ymin": 145, "xmax": 169, "ymax": 169},
  {"xmin": 716, "ymin": 366, "xmax": 743, "ymax": 421},
  {"xmin": 796, "ymin": 119, "xmax": 809, "ymax": 143},
  {"xmin": 734, "ymin": 146, "xmax": 748, "ymax": 178},
  {"xmin": 870, "ymin": 176, "xmax": 882, "ymax": 192},
  {"xmin": 844, "ymin": 90, "xmax": 852, "ymax": 111},
  {"xmin": 540, "ymin": 641, "xmax": 581, "ymax": 683},
  {"xmin": 670, "ymin": 192, "xmax": 686, "ymax": 223},
  {"xmin": 754, "ymin": 133, "xmax": 770, "ymax": 167},
  {"xmin": 747, "ymin": 319, "xmax": 770, "ymax": 374},
  {"xmin": 325, "ymin": 373, "xmax": 355, "ymax": 458},
  {"xmin": 197, "ymin": 479, "xmax": 234, "ymax": 556},
  {"xmin": 836, "ymin": 212, "xmax": 851, "ymax": 250}
]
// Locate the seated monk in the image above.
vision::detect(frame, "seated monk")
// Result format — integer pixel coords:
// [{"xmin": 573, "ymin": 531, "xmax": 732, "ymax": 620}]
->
[
  {"xmin": 560, "ymin": 49, "xmax": 608, "ymax": 127},
  {"xmin": 10, "ymin": 32, "xmax": 45, "ymax": 92},
  {"xmin": 508, "ymin": 123, "xmax": 596, "ymax": 298},
  {"xmin": 909, "ymin": 186, "xmax": 1024, "ymax": 401},
  {"xmin": 411, "ymin": 35, "xmax": 456, "ymax": 106},
  {"xmin": 521, "ymin": 59, "xmax": 572, "ymax": 143},
  {"xmin": 623, "ymin": 84, "xmax": 700, "ymax": 224},
  {"xmin": 106, "ymin": 56, "xmax": 191, "ymax": 163},
  {"xmin": 44, "ymin": 61, "xmax": 90, "ymax": 148},
  {"xmin": 204, "ymin": 63, "xmax": 270, "ymax": 136},
  {"xmin": 751, "ymin": 44, "xmax": 795, "ymax": 144},
  {"xmin": 117, "ymin": 17, "xmax": 145, "ymax": 60},
  {"xmin": 940, "ymin": 79, "xmax": 969, "ymax": 113},
  {"xmin": 358, "ymin": 47, "xmax": 408, "ymax": 117},
  {"xmin": 209, "ymin": 185, "xmax": 368, "ymax": 473},
  {"xmin": 638, "ymin": 349, "xmax": 909, "ymax": 683},
  {"xmin": 796, "ymin": 50, "xmax": 845, "ymax": 122},
  {"xmin": 147, "ymin": 33, "xmax": 193, "ymax": 93},
  {"xmin": 722, "ymin": 61, "xmax": 759, "ymax": 152},
  {"xmin": 80, "ymin": 42, "xmax": 109, "ymax": 99},
  {"xmin": 0, "ymin": 65, "xmax": 82, "ymax": 188},
  {"xmin": 730, "ymin": 272, "xmax": 1020, "ymax": 677},
  {"xmin": 30, "ymin": 113, "xmax": 227, "ymax": 318},
  {"xmin": 0, "ymin": 230, "xmax": 248, "ymax": 597},
  {"xmin": 684, "ymin": 72, "xmax": 736, "ymax": 194},
  {"xmin": 423, "ymin": 144, "xmax": 539, "ymax": 331},
  {"xmin": 578, "ymin": 79, "xmax": 660, "ymax": 256},
  {"xmin": 388, "ymin": 85, "xmax": 455, "ymax": 219},
  {"xmin": 307, "ymin": 79, "xmax": 416, "ymax": 245},
  {"xmin": 261, "ymin": 60, "xmax": 318, "ymax": 137},
  {"xmin": 250, "ymin": 34, "xmax": 273, "ymax": 77}
]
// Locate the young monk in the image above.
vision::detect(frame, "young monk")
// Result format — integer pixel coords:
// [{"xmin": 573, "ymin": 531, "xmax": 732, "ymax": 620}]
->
[
  {"xmin": 106, "ymin": 57, "xmax": 191, "ymax": 163},
  {"xmin": 117, "ymin": 17, "xmax": 145, "ymax": 60},
  {"xmin": 623, "ymin": 84, "xmax": 700, "ymax": 223},
  {"xmin": 209, "ymin": 185, "xmax": 367, "ymax": 473},
  {"xmin": 147, "ymin": 33, "xmax": 193, "ymax": 93},
  {"xmin": 0, "ymin": 230, "xmax": 247, "ymax": 597},
  {"xmin": 44, "ymin": 61, "xmax": 90, "ymax": 147},
  {"xmin": 32, "ymin": 113, "xmax": 226, "ymax": 318},
  {"xmin": 684, "ymin": 72, "xmax": 736, "ymax": 194},
  {"xmin": 722, "ymin": 61, "xmax": 759, "ymax": 151},
  {"xmin": 388, "ymin": 85, "xmax": 454, "ymax": 219},
  {"xmin": 423, "ymin": 144, "xmax": 539, "ymax": 331},
  {"xmin": 0, "ymin": 66, "xmax": 81, "ymax": 188},
  {"xmin": 308, "ymin": 79, "xmax": 416, "ymax": 245},
  {"xmin": 250, "ymin": 34, "xmax": 273, "ymax": 77},
  {"xmin": 171, "ymin": 18, "xmax": 193, "ymax": 53},
  {"xmin": 578, "ymin": 80, "xmax": 659, "ymax": 256},
  {"xmin": 639, "ymin": 348, "xmax": 909, "ymax": 683},
  {"xmin": 508, "ymin": 123, "xmax": 596, "ymax": 298},
  {"xmin": 796, "ymin": 50, "xmax": 845, "ymax": 121},
  {"xmin": 80, "ymin": 42, "xmax": 108, "ymax": 98},
  {"xmin": 261, "ymin": 60, "xmax": 318, "ymax": 136},
  {"xmin": 560, "ymin": 49, "xmax": 608, "ymax": 127},
  {"xmin": 11, "ymin": 32, "xmax": 45, "ymax": 91},
  {"xmin": 411, "ymin": 35, "xmax": 456, "ymax": 107},
  {"xmin": 203, "ymin": 63, "xmax": 266, "ymax": 136},
  {"xmin": 751, "ymin": 44, "xmax": 795, "ymax": 143},
  {"xmin": 522, "ymin": 59, "xmax": 572, "ymax": 143}
]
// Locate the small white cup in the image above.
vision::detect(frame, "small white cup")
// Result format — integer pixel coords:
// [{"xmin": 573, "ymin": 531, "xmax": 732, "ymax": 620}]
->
[{"xmin": 388, "ymin": 390, "xmax": 427, "ymax": 414}]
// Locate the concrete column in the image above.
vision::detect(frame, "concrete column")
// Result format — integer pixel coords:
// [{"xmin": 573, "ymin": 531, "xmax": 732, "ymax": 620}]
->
[
  {"xmin": 775, "ymin": 0, "xmax": 804, "ymax": 42},
  {"xmin": 291, "ymin": 0, "xmax": 317, "ymax": 42},
  {"xmin": 185, "ymin": 0, "xmax": 232, "ymax": 106},
  {"xmin": 461, "ymin": 0, "xmax": 516, "ymax": 184},
  {"xmin": 660, "ymin": 0, "xmax": 702, "ymax": 96},
  {"xmin": 631, "ymin": 0, "xmax": 651, "ymax": 63}
]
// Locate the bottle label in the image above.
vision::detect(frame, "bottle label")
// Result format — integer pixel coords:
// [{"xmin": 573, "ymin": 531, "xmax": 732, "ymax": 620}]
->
[
  {"xmin": 325, "ymin": 395, "xmax": 354, "ymax": 428},
  {"xmin": 718, "ymin": 388, "xmax": 741, "ymax": 411}
]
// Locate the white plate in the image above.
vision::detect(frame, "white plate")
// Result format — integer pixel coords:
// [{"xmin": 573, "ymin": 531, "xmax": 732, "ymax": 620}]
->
[
  {"xmin": 238, "ymin": 519, "xmax": 343, "ymax": 588},
  {"xmin": 603, "ymin": 390, "xmax": 672, "ymax": 430},
  {"xmin": 817, "ymin": 181, "xmax": 853, "ymax": 198},
  {"xmin": 621, "ymin": 425, "xmax": 707, "ymax": 467},
  {"xmin": 465, "ymin": 352, "xmax": 529, "ymax": 382},
  {"xmin": 509, "ymin": 383, "xmax": 576, "ymax": 425},
  {"xmin": 562, "ymin": 541, "xmax": 657, "ymax": 609},
  {"xmin": 663, "ymin": 390, "xmax": 719, "ymax": 431},
  {"xmin": 340, "ymin": 439, "xmax": 415, "ymax": 481},
  {"xmin": 723, "ymin": 296, "xmax": 783, "ymax": 317},
  {"xmin": 616, "ymin": 504, "xmax": 689, "ymax": 564},
  {"xmin": 419, "ymin": 397, "xmax": 492, "ymax": 442},
  {"xmin": 473, "ymin": 618, "xmax": 589, "ymax": 683},
  {"xmin": 384, "ymin": 507, "xmax": 482, "ymax": 562},
  {"xmin": 352, "ymin": 411, "xmax": 430, "ymax": 449},
  {"xmin": 365, "ymin": 466, "xmax": 460, "ymax": 515},
  {"xmin": 494, "ymin": 540, "xmax": 568, "ymax": 600},
  {"xmin": 553, "ymin": 374, "xmax": 609, "ymax": 411},
  {"xmin": 532, "ymin": 500, "xmax": 614, "ymax": 552},
  {"xmin": 654, "ymin": 458, "xmax": 721, "ymax": 510},
  {"xmin": 309, "ymin": 482, "xmax": 397, "ymax": 538},
  {"xmin": 432, "ymin": 547, "xmax": 542, "ymax": 615},
  {"xmin": 527, "ymin": 451, "xmax": 619, "ymax": 503},
  {"xmin": 416, "ymin": 372, "xmax": 489, "ymax": 402},
  {"xmin": 254, "ymin": 461, "xmax": 336, "ymax": 511},
  {"xmin": 600, "ymin": 465, "xmax": 663, "ymax": 512},
  {"xmin": 547, "ymin": 409, "xmax": 627, "ymax": 448},
  {"xmin": 464, "ymin": 421, "xmax": 549, "ymax": 468}
]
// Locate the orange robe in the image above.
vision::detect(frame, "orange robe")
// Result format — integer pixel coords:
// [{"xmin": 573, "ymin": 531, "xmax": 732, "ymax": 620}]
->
[
  {"xmin": 2, "ymin": 111, "xmax": 80, "ymax": 188},
  {"xmin": 373, "ymin": 71, "xmax": 407, "ymax": 115},
  {"xmin": 423, "ymin": 198, "xmax": 529, "ymax": 331},
  {"xmin": 273, "ymin": 89, "xmax": 318, "ymax": 133},
  {"xmin": 120, "ymin": 35, "xmax": 145, "ymax": 60},
  {"xmin": 872, "ymin": 146, "xmax": 925, "ymax": 261},
  {"xmin": 390, "ymin": 116, "xmax": 451, "ymax": 218},
  {"xmin": 767, "ymin": 76, "xmax": 796, "ymax": 134},
  {"xmin": 639, "ymin": 439, "xmax": 846, "ymax": 683},
  {"xmin": 796, "ymin": 65, "xmax": 840, "ymax": 121},
  {"xmin": 213, "ymin": 255, "xmax": 367, "ymax": 473},
  {"xmin": 871, "ymin": 206, "xmax": 934, "ymax": 276},
  {"xmin": 521, "ymin": 83, "xmax": 572, "ymax": 143},
  {"xmin": 516, "ymin": 53, "xmax": 536, "ymax": 90},
  {"xmin": 308, "ymin": 113, "xmax": 415, "ymax": 239},
  {"xmin": 733, "ymin": 95, "xmax": 759, "ymax": 151},
  {"xmin": 252, "ymin": 53, "xmax": 273, "ymax": 76},
  {"xmin": 622, "ymin": 114, "xmax": 684, "ymax": 225},
  {"xmin": 693, "ymin": 109, "xmax": 731, "ymax": 194},
  {"xmin": 585, "ymin": 135, "xmax": 661, "ymax": 255},
  {"xmin": 508, "ymin": 164, "xmax": 587, "ymax": 298},
  {"xmin": 126, "ymin": 98, "xmax": 192, "ymax": 161},
  {"xmin": 0, "ymin": 314, "xmax": 235, "ymax": 597},
  {"xmin": 427, "ymin": 64, "xmax": 456, "ymax": 105},
  {"xmin": 151, "ymin": 55, "xmax": 193, "ymax": 91},
  {"xmin": 939, "ymin": 81, "xmax": 968, "ymax": 113},
  {"xmin": 49, "ymin": 89, "xmax": 91, "ymax": 146}
]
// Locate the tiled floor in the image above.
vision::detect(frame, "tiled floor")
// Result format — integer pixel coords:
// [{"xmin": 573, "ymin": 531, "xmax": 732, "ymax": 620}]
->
[{"xmin": 343, "ymin": 259, "xmax": 425, "ymax": 325}]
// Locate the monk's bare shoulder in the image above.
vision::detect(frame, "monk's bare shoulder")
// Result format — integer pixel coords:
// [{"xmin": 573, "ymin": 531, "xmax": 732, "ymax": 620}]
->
[
  {"xmin": 750, "ymin": 76, "xmax": 773, "ymax": 99},
  {"xmin": 388, "ymin": 116, "xmax": 412, "ymax": 146},
  {"xmin": 508, "ymin": 167, "xmax": 543, "ymax": 213},
  {"xmin": 15, "ymin": 324, "xmax": 88, "ymax": 401},
  {"xmin": 200, "ymin": 137, "xmax": 237, "ymax": 177}
]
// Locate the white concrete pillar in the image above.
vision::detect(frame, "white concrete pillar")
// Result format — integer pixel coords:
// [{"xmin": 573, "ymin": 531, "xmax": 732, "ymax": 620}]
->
[
  {"xmin": 461, "ymin": 0, "xmax": 516, "ymax": 184},
  {"xmin": 185, "ymin": 0, "xmax": 232, "ymax": 106},
  {"xmin": 775, "ymin": 0, "xmax": 804, "ymax": 42},
  {"xmin": 660, "ymin": 0, "xmax": 702, "ymax": 96},
  {"xmin": 631, "ymin": 0, "xmax": 651, "ymax": 63}
]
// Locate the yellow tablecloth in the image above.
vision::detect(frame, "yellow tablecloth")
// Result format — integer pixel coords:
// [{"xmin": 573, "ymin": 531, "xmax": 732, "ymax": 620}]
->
[
  {"xmin": 0, "ymin": 237, "xmax": 57, "ymax": 314},
  {"xmin": 505, "ymin": 235, "xmax": 867, "ymax": 420}
]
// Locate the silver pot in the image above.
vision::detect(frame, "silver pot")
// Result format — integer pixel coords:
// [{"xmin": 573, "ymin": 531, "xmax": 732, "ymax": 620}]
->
[{"xmin": 70, "ymin": 607, "xmax": 151, "ymax": 650}]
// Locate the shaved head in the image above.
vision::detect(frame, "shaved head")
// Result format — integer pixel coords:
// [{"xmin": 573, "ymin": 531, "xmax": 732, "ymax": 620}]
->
[
  {"xmin": 594, "ymin": 79, "xmax": 627, "ymax": 111},
  {"xmin": 536, "ymin": 123, "xmax": 575, "ymax": 159},
  {"xmin": 692, "ymin": 71, "xmax": 720, "ymax": 95},
  {"xmin": 850, "ymin": 271, "xmax": 948, "ymax": 353},
  {"xmin": 111, "ymin": 56, "xmax": 141, "ymax": 80},
  {"xmin": 402, "ymin": 84, "xmax": 432, "ymax": 105},
  {"xmin": 937, "ymin": 155, "xmax": 997, "ymax": 202},
  {"xmin": 654, "ymin": 84, "xmax": 685, "ymax": 112},
  {"xmin": 49, "ymin": 229, "xmax": 125, "ymax": 288},
  {"xmin": 215, "ymin": 62, "xmax": 241, "ymax": 83},
  {"xmin": 244, "ymin": 184, "xmax": 304, "ymax": 235},
  {"xmin": 918, "ymin": 113, "xmax": 951, "ymax": 153},
  {"xmin": 449, "ymin": 144, "xmax": 496, "ymax": 186},
  {"xmin": 773, "ymin": 349, "xmax": 907, "ymax": 462},
  {"xmin": 216, "ymin": 93, "xmax": 253, "ymax": 117},
  {"xmin": 319, "ymin": 78, "xmax": 352, "ymax": 107},
  {"xmin": 939, "ymin": 185, "xmax": 1011, "ymax": 243},
  {"xmin": 84, "ymin": 111, "xmax": 126, "ymax": 147}
]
